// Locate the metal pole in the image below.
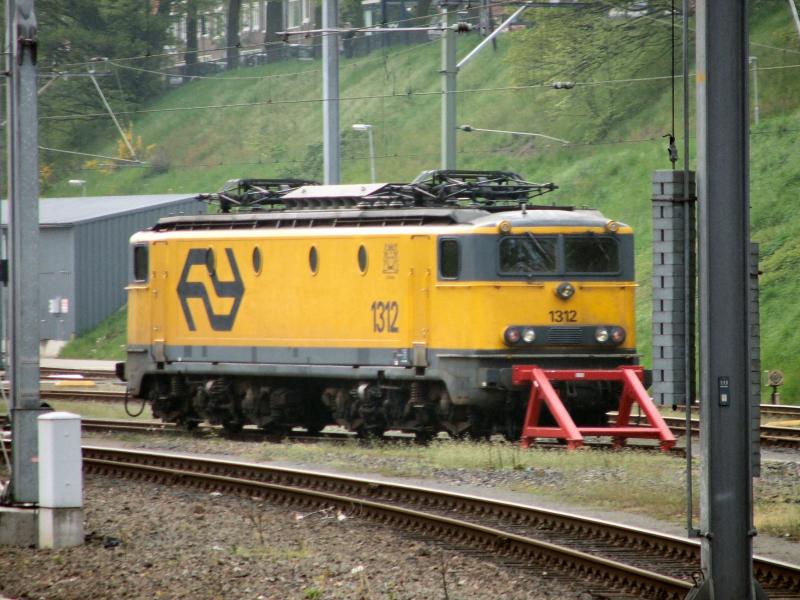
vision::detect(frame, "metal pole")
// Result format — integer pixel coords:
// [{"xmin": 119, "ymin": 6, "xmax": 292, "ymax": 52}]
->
[
  {"xmin": 681, "ymin": 0, "xmax": 698, "ymax": 541},
  {"xmin": 749, "ymin": 56, "xmax": 760, "ymax": 126},
  {"xmin": 788, "ymin": 0, "xmax": 800, "ymax": 40},
  {"xmin": 6, "ymin": 0, "xmax": 45, "ymax": 505},
  {"xmin": 89, "ymin": 72, "xmax": 139, "ymax": 162},
  {"xmin": 322, "ymin": 0, "xmax": 340, "ymax": 184},
  {"xmin": 456, "ymin": 4, "xmax": 528, "ymax": 70},
  {"xmin": 367, "ymin": 126, "xmax": 376, "ymax": 183},
  {"xmin": 691, "ymin": 1, "xmax": 765, "ymax": 598},
  {"xmin": 441, "ymin": 2, "xmax": 457, "ymax": 170}
]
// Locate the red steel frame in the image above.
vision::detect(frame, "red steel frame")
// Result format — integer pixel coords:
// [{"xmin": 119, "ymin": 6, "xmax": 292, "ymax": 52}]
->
[{"xmin": 512, "ymin": 365, "xmax": 676, "ymax": 452}]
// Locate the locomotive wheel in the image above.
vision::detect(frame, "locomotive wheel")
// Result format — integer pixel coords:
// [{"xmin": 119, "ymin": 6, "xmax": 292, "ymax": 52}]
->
[
  {"xmin": 414, "ymin": 429, "xmax": 436, "ymax": 444},
  {"xmin": 179, "ymin": 419, "xmax": 201, "ymax": 432},
  {"xmin": 260, "ymin": 423, "xmax": 291, "ymax": 437},
  {"xmin": 303, "ymin": 422, "xmax": 326, "ymax": 435},
  {"xmin": 356, "ymin": 426, "xmax": 385, "ymax": 440},
  {"xmin": 221, "ymin": 419, "xmax": 244, "ymax": 434}
]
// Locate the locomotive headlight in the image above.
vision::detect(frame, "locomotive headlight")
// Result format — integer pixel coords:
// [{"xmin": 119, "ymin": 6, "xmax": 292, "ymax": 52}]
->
[
  {"xmin": 556, "ymin": 282, "xmax": 575, "ymax": 299},
  {"xmin": 522, "ymin": 328, "xmax": 536, "ymax": 343},
  {"xmin": 497, "ymin": 220, "xmax": 512, "ymax": 234},
  {"xmin": 605, "ymin": 220, "xmax": 620, "ymax": 233},
  {"xmin": 595, "ymin": 327, "xmax": 610, "ymax": 343},
  {"xmin": 504, "ymin": 327, "xmax": 521, "ymax": 345},
  {"xmin": 610, "ymin": 326, "xmax": 626, "ymax": 344}
]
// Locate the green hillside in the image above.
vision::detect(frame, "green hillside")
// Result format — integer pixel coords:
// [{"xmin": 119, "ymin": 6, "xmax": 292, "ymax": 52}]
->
[{"xmin": 52, "ymin": 4, "xmax": 800, "ymax": 404}]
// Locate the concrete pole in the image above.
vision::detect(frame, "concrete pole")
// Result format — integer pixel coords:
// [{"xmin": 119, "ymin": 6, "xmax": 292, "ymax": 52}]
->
[
  {"xmin": 691, "ymin": 1, "xmax": 765, "ymax": 598},
  {"xmin": 322, "ymin": 0, "xmax": 340, "ymax": 184},
  {"xmin": 440, "ymin": 2, "xmax": 457, "ymax": 170},
  {"xmin": 6, "ymin": 0, "xmax": 45, "ymax": 505}
]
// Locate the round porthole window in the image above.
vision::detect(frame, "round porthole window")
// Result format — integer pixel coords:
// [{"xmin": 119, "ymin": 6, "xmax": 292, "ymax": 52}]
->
[
  {"xmin": 357, "ymin": 245, "xmax": 368, "ymax": 274},
  {"xmin": 309, "ymin": 246, "xmax": 319, "ymax": 274},
  {"xmin": 205, "ymin": 248, "xmax": 216, "ymax": 276},
  {"xmin": 252, "ymin": 247, "xmax": 262, "ymax": 275}
]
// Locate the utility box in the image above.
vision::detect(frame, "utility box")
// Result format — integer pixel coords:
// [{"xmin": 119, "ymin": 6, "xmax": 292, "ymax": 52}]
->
[
  {"xmin": 38, "ymin": 412, "xmax": 82, "ymax": 507},
  {"xmin": 38, "ymin": 412, "xmax": 83, "ymax": 548}
]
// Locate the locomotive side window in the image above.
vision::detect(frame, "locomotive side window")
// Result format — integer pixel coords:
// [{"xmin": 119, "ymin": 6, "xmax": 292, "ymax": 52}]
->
[
  {"xmin": 309, "ymin": 246, "xmax": 319, "ymax": 274},
  {"xmin": 499, "ymin": 236, "xmax": 556, "ymax": 274},
  {"xmin": 133, "ymin": 245, "xmax": 148, "ymax": 282},
  {"xmin": 357, "ymin": 245, "xmax": 368, "ymax": 274},
  {"xmin": 439, "ymin": 239, "xmax": 460, "ymax": 278},
  {"xmin": 565, "ymin": 237, "xmax": 619, "ymax": 273},
  {"xmin": 252, "ymin": 246, "xmax": 262, "ymax": 275},
  {"xmin": 205, "ymin": 248, "xmax": 216, "ymax": 276}
]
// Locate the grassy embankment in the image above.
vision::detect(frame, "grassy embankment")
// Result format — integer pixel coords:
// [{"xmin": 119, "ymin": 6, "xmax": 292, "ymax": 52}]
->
[{"xmin": 54, "ymin": 5, "xmax": 800, "ymax": 405}]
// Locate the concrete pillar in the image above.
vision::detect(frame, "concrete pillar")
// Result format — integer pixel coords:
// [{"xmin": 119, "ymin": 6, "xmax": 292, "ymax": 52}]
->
[{"xmin": 651, "ymin": 170, "xmax": 696, "ymax": 407}]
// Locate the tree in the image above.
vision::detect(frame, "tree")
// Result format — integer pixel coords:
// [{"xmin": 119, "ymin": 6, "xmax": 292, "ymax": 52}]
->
[
  {"xmin": 185, "ymin": 0, "xmax": 199, "ymax": 77},
  {"xmin": 504, "ymin": 2, "xmax": 675, "ymax": 141},
  {"xmin": 3, "ymin": 0, "xmax": 176, "ymax": 192},
  {"xmin": 226, "ymin": 0, "xmax": 241, "ymax": 70}
]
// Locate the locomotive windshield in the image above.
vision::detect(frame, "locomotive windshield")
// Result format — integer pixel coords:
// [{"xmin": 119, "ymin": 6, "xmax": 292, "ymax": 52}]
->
[
  {"xmin": 498, "ymin": 234, "xmax": 620, "ymax": 275},
  {"xmin": 499, "ymin": 236, "xmax": 557, "ymax": 274},
  {"xmin": 565, "ymin": 237, "xmax": 619, "ymax": 273}
]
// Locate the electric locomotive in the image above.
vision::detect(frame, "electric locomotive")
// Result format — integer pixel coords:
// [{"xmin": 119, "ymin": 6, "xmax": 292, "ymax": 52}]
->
[{"xmin": 119, "ymin": 170, "xmax": 639, "ymax": 439}]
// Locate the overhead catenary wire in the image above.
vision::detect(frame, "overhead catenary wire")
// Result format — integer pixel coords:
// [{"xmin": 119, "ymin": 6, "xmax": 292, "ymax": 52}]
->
[
  {"xmin": 13, "ymin": 0, "xmax": 800, "ymax": 73},
  {"xmin": 104, "ymin": 35, "xmax": 443, "ymax": 83},
  {"xmin": 40, "ymin": 54, "xmax": 800, "ymax": 125},
  {"xmin": 45, "ymin": 1, "xmax": 479, "ymax": 70},
  {"xmin": 36, "ymin": 70, "xmax": 701, "ymax": 123},
  {"xmin": 61, "ymin": 134, "xmax": 666, "ymax": 172}
]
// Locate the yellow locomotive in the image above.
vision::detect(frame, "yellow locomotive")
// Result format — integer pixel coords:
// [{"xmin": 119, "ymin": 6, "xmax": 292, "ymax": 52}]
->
[{"xmin": 120, "ymin": 170, "xmax": 639, "ymax": 439}]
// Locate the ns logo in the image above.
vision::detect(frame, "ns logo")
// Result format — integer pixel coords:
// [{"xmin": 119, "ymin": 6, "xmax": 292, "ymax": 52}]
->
[{"xmin": 177, "ymin": 248, "xmax": 244, "ymax": 331}]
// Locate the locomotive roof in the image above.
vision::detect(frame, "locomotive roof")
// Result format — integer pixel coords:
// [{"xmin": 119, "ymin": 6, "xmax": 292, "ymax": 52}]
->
[
  {"xmin": 153, "ymin": 170, "xmax": 629, "ymax": 232},
  {"xmin": 150, "ymin": 206, "xmax": 625, "ymax": 232},
  {"xmin": 194, "ymin": 170, "xmax": 561, "ymax": 214}
]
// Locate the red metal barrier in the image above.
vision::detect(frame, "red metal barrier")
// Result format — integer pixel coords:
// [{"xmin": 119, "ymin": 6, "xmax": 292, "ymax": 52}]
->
[{"xmin": 511, "ymin": 365, "xmax": 676, "ymax": 452}]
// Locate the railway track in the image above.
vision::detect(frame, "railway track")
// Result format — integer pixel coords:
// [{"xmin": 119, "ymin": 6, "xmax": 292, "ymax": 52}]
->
[
  {"xmin": 660, "ymin": 416, "xmax": 800, "ymax": 448},
  {"xmin": 39, "ymin": 366, "xmax": 120, "ymax": 381},
  {"xmin": 4, "ymin": 410, "xmax": 800, "ymax": 451},
  {"xmin": 61, "ymin": 445, "xmax": 800, "ymax": 599}
]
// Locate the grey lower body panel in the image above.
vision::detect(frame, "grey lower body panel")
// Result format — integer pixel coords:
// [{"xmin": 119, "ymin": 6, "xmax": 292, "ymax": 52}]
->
[{"xmin": 126, "ymin": 343, "xmax": 637, "ymax": 409}]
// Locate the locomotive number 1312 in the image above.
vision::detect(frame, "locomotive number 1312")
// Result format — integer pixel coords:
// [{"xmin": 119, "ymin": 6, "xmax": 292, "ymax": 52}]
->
[{"xmin": 371, "ymin": 300, "xmax": 399, "ymax": 333}]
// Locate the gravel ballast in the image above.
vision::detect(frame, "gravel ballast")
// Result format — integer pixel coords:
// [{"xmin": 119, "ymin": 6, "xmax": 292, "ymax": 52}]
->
[
  {"xmin": 3, "ymin": 432, "xmax": 798, "ymax": 599},
  {"xmin": 0, "ymin": 470, "xmax": 590, "ymax": 600}
]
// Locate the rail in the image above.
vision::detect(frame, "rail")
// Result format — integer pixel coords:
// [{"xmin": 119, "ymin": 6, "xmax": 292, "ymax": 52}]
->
[{"xmin": 70, "ymin": 446, "xmax": 800, "ymax": 599}]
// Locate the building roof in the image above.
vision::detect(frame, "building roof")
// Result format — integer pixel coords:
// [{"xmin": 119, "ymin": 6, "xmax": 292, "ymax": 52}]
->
[{"xmin": 0, "ymin": 194, "xmax": 203, "ymax": 226}]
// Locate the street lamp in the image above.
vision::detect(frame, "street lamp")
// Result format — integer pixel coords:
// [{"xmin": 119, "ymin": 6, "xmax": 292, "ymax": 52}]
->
[
  {"xmin": 459, "ymin": 125, "xmax": 570, "ymax": 145},
  {"xmin": 749, "ymin": 56, "xmax": 760, "ymax": 126},
  {"xmin": 68, "ymin": 179, "xmax": 87, "ymax": 196},
  {"xmin": 352, "ymin": 123, "xmax": 376, "ymax": 183}
]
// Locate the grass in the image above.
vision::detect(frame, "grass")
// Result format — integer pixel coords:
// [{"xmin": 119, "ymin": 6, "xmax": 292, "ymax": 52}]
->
[
  {"xmin": 0, "ymin": 398, "xmax": 142, "ymax": 420},
  {"xmin": 58, "ymin": 307, "xmax": 127, "ymax": 361},
  {"xmin": 252, "ymin": 437, "xmax": 800, "ymax": 537},
  {"xmin": 49, "ymin": 7, "xmax": 800, "ymax": 408}
]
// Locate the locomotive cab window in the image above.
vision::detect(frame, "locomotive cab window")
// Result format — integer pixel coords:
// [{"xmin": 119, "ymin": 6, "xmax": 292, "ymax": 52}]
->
[
  {"xmin": 133, "ymin": 244, "xmax": 149, "ymax": 282},
  {"xmin": 439, "ymin": 239, "xmax": 460, "ymax": 279},
  {"xmin": 499, "ymin": 236, "xmax": 556, "ymax": 274},
  {"xmin": 565, "ymin": 237, "xmax": 619, "ymax": 273}
]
